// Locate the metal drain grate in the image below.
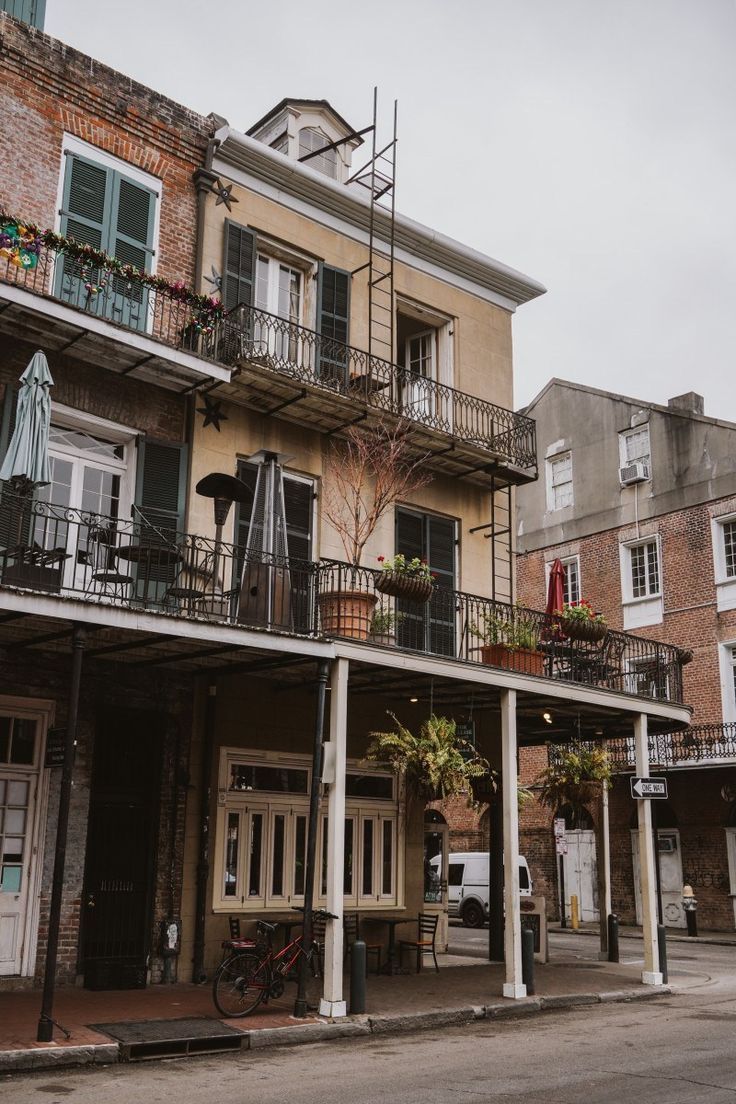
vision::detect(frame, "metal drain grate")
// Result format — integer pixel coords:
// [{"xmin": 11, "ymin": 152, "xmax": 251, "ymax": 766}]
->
[{"xmin": 90, "ymin": 1017, "xmax": 245, "ymax": 1061}]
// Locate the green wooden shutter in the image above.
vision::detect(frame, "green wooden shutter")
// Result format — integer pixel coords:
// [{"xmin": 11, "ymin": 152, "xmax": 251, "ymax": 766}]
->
[
  {"xmin": 60, "ymin": 154, "xmax": 110, "ymax": 251},
  {"xmin": 134, "ymin": 439, "xmax": 188, "ymax": 541},
  {"xmin": 0, "ymin": 0, "xmax": 46, "ymax": 28},
  {"xmin": 316, "ymin": 263, "xmax": 350, "ymax": 381},
  {"xmin": 395, "ymin": 507, "xmax": 424, "ymax": 564},
  {"xmin": 427, "ymin": 515, "xmax": 456, "ymax": 590},
  {"xmin": 222, "ymin": 221, "xmax": 257, "ymax": 312},
  {"xmin": 111, "ymin": 174, "xmax": 156, "ymax": 270}
]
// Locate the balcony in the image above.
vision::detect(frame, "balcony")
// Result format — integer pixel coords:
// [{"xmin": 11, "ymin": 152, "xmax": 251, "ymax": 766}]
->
[
  {"xmin": 604, "ymin": 724, "xmax": 736, "ymax": 770},
  {"xmin": 0, "ymin": 217, "xmax": 536, "ymax": 484},
  {"xmin": 0, "ymin": 494, "xmax": 684, "ymax": 717}
]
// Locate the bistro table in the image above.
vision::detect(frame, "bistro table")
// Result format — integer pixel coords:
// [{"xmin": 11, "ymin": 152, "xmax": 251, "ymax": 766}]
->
[
  {"xmin": 362, "ymin": 915, "xmax": 411, "ymax": 975},
  {"xmin": 115, "ymin": 543, "xmax": 183, "ymax": 566}
]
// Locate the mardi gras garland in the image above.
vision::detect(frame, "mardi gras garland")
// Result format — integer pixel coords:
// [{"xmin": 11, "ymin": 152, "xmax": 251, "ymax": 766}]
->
[{"xmin": 0, "ymin": 215, "xmax": 226, "ymax": 330}]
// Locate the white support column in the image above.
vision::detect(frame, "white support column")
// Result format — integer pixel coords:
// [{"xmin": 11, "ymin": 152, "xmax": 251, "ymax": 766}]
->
[
  {"xmin": 501, "ymin": 689, "xmax": 526, "ymax": 999},
  {"xmin": 634, "ymin": 713, "xmax": 662, "ymax": 985},
  {"xmin": 319, "ymin": 657, "xmax": 349, "ymax": 1018}
]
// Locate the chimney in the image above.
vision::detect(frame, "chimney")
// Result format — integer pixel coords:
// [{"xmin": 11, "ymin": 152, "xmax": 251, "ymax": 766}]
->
[{"xmin": 668, "ymin": 392, "xmax": 704, "ymax": 416}]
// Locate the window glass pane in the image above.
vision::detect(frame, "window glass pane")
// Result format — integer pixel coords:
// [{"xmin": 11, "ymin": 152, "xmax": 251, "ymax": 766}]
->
[
  {"xmin": 1, "ymin": 866, "xmax": 21, "ymax": 892},
  {"xmin": 230, "ymin": 764, "xmax": 308, "ymax": 794},
  {"xmin": 248, "ymin": 813, "xmax": 263, "ymax": 897},
  {"xmin": 519, "ymin": 865, "xmax": 530, "ymax": 890},
  {"xmin": 382, "ymin": 820, "xmax": 393, "ymax": 895},
  {"xmin": 294, "ymin": 815, "xmax": 306, "ymax": 896},
  {"xmin": 344, "ymin": 818, "xmax": 354, "ymax": 896},
  {"xmin": 3, "ymin": 838, "xmax": 23, "ymax": 862},
  {"xmin": 624, "ymin": 427, "xmax": 650, "ymax": 464},
  {"xmin": 272, "ymin": 814, "xmax": 285, "ymax": 896},
  {"xmin": 345, "ymin": 774, "xmax": 394, "ymax": 800},
  {"xmin": 724, "ymin": 522, "xmax": 736, "ymax": 578},
  {"xmin": 225, "ymin": 812, "xmax": 239, "ymax": 897},
  {"xmin": 362, "ymin": 820, "xmax": 374, "ymax": 896},
  {"xmin": 5, "ymin": 809, "xmax": 25, "ymax": 834},
  {"xmin": 560, "ymin": 559, "xmax": 580, "ymax": 605},
  {"xmin": 448, "ymin": 863, "xmax": 464, "ymax": 887},
  {"xmin": 630, "ymin": 544, "xmax": 646, "ymax": 597},
  {"xmin": 10, "ymin": 719, "xmax": 36, "ymax": 765},
  {"xmin": 6, "ymin": 781, "xmax": 28, "ymax": 806}
]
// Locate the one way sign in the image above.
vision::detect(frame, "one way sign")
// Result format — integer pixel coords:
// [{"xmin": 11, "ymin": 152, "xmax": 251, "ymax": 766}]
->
[{"xmin": 630, "ymin": 776, "xmax": 668, "ymax": 800}]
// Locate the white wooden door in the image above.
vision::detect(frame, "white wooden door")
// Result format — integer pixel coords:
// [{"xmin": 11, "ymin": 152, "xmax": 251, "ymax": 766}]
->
[
  {"xmin": 0, "ymin": 773, "xmax": 35, "ymax": 975},
  {"xmin": 725, "ymin": 828, "xmax": 736, "ymax": 929},
  {"xmin": 631, "ymin": 829, "xmax": 686, "ymax": 928},
  {"xmin": 562, "ymin": 830, "xmax": 599, "ymax": 921}
]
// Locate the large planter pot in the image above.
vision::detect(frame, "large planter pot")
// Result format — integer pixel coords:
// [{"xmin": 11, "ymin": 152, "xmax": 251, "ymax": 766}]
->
[
  {"xmin": 369, "ymin": 630, "xmax": 396, "ymax": 648},
  {"xmin": 317, "ymin": 589, "xmax": 377, "ymax": 641},
  {"xmin": 375, "ymin": 570, "xmax": 433, "ymax": 603},
  {"xmin": 480, "ymin": 643, "xmax": 545, "ymax": 676},
  {"xmin": 562, "ymin": 618, "xmax": 607, "ymax": 644}
]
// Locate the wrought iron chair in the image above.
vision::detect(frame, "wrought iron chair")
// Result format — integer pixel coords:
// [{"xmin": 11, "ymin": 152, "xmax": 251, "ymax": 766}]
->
[
  {"xmin": 85, "ymin": 524, "xmax": 132, "ymax": 602},
  {"xmin": 343, "ymin": 912, "xmax": 382, "ymax": 976},
  {"xmin": 398, "ymin": 913, "xmax": 440, "ymax": 973},
  {"xmin": 163, "ymin": 545, "xmax": 218, "ymax": 614}
]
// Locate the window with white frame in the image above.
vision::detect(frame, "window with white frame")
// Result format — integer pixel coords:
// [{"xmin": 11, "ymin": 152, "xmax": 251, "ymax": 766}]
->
[
  {"xmin": 625, "ymin": 538, "xmax": 660, "ymax": 600},
  {"xmin": 298, "ymin": 128, "xmax": 337, "ymax": 178},
  {"xmin": 215, "ymin": 750, "xmax": 400, "ymax": 911},
  {"xmin": 713, "ymin": 515, "xmax": 736, "ymax": 581},
  {"xmin": 619, "ymin": 425, "xmax": 651, "ymax": 469},
  {"xmin": 547, "ymin": 453, "xmax": 573, "ymax": 511},
  {"xmin": 545, "ymin": 556, "xmax": 580, "ymax": 606}
]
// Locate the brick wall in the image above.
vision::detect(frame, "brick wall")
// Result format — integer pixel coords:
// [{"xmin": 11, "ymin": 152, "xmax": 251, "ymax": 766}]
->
[{"xmin": 0, "ymin": 12, "xmax": 213, "ymax": 288}]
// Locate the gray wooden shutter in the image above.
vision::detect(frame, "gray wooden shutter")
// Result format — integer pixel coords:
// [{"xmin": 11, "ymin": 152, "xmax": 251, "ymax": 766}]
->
[
  {"xmin": 60, "ymin": 154, "xmax": 110, "ymax": 251},
  {"xmin": 427, "ymin": 515, "xmax": 456, "ymax": 590},
  {"xmin": 316, "ymin": 263, "xmax": 350, "ymax": 380},
  {"xmin": 111, "ymin": 174, "xmax": 156, "ymax": 270},
  {"xmin": 222, "ymin": 221, "xmax": 257, "ymax": 311},
  {"xmin": 134, "ymin": 438, "xmax": 188, "ymax": 541}
]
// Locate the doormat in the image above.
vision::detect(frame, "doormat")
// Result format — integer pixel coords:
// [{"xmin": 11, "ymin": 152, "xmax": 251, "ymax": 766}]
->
[{"xmin": 89, "ymin": 1017, "xmax": 245, "ymax": 1061}]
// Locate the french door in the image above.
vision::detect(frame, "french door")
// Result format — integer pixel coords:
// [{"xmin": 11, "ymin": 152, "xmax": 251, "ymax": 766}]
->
[{"xmin": 395, "ymin": 508, "xmax": 457, "ymax": 657}]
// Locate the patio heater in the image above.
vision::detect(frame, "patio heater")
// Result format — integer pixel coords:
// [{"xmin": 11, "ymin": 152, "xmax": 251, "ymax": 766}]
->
[
  {"xmin": 195, "ymin": 471, "xmax": 252, "ymax": 603},
  {"xmin": 237, "ymin": 450, "xmax": 293, "ymax": 630}
]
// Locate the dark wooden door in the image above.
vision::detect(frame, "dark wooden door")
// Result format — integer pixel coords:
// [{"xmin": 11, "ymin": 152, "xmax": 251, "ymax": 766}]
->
[{"xmin": 82, "ymin": 711, "xmax": 161, "ymax": 989}]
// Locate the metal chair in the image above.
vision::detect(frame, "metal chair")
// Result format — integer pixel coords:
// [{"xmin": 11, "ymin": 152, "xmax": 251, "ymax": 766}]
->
[
  {"xmin": 399, "ymin": 913, "xmax": 440, "ymax": 973},
  {"xmin": 164, "ymin": 546, "xmax": 217, "ymax": 614},
  {"xmin": 85, "ymin": 525, "xmax": 132, "ymax": 602},
  {"xmin": 343, "ymin": 912, "xmax": 382, "ymax": 975}
]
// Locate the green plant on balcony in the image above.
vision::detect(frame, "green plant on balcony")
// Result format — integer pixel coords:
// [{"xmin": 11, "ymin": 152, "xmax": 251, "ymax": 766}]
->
[
  {"xmin": 554, "ymin": 599, "xmax": 607, "ymax": 643},
  {"xmin": 366, "ymin": 712, "xmax": 489, "ymax": 804},
  {"xmin": 469, "ymin": 603, "xmax": 543, "ymax": 675},
  {"xmin": 369, "ymin": 607, "xmax": 405, "ymax": 645}
]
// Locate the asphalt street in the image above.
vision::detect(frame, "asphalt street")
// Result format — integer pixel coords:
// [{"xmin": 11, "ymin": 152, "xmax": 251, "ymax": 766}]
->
[{"xmin": 5, "ymin": 930, "xmax": 736, "ymax": 1103}]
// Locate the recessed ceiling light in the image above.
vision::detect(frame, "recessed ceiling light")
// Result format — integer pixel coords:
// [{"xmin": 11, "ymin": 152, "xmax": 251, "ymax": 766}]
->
[
  {"xmin": 409, "ymin": 697, "xmax": 418, "ymax": 703},
  {"xmin": 543, "ymin": 712, "xmax": 552, "ymax": 724}
]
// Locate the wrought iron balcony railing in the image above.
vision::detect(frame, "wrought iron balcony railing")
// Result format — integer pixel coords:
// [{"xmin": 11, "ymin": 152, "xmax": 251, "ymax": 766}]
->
[
  {"xmin": 605, "ymin": 724, "xmax": 736, "ymax": 770},
  {"xmin": 0, "ymin": 217, "xmax": 537, "ymax": 473},
  {"xmin": 0, "ymin": 494, "xmax": 683, "ymax": 704}
]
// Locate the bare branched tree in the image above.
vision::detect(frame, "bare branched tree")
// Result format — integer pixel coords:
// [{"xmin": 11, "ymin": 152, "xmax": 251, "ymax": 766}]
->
[{"xmin": 323, "ymin": 420, "xmax": 432, "ymax": 565}]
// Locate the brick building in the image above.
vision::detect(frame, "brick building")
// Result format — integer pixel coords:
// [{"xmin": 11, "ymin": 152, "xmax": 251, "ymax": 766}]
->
[
  {"xmin": 516, "ymin": 379, "xmax": 736, "ymax": 932},
  {"xmin": 0, "ymin": 9, "xmax": 690, "ymax": 1022}
]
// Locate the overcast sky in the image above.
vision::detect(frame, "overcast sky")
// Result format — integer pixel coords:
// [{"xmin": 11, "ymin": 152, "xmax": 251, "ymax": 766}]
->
[{"xmin": 46, "ymin": 0, "xmax": 736, "ymax": 418}]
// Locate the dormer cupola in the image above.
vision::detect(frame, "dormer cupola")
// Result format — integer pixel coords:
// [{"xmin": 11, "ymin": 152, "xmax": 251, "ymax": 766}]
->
[{"xmin": 247, "ymin": 98, "xmax": 363, "ymax": 184}]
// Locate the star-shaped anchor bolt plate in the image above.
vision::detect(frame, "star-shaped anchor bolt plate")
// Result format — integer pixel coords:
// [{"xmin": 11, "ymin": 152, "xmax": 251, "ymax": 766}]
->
[{"xmin": 197, "ymin": 394, "xmax": 228, "ymax": 431}]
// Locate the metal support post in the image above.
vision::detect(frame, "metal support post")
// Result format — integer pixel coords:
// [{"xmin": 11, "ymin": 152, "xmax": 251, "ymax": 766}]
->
[
  {"xmin": 501, "ymin": 689, "xmax": 526, "ymax": 999},
  {"xmin": 488, "ymin": 794, "xmax": 504, "ymax": 961},
  {"xmin": 349, "ymin": 941, "xmax": 367, "ymax": 1014},
  {"xmin": 634, "ymin": 713, "xmax": 662, "ymax": 985},
  {"xmin": 607, "ymin": 914, "xmax": 619, "ymax": 963},
  {"xmin": 37, "ymin": 624, "xmax": 85, "ymax": 1042},
  {"xmin": 295, "ymin": 659, "xmax": 330, "ymax": 1018},
  {"xmin": 192, "ymin": 682, "xmax": 217, "ymax": 984},
  {"xmin": 521, "ymin": 928, "xmax": 535, "ymax": 995},
  {"xmin": 319, "ymin": 657, "xmax": 349, "ymax": 1018},
  {"xmin": 657, "ymin": 923, "xmax": 668, "ymax": 984}
]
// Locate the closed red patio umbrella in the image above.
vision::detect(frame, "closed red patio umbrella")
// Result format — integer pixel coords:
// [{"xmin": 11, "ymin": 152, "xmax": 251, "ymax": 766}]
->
[{"xmin": 546, "ymin": 557, "xmax": 566, "ymax": 617}]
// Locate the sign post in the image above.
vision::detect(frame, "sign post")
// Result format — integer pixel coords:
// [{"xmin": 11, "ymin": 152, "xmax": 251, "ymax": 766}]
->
[{"xmin": 553, "ymin": 817, "xmax": 566, "ymax": 927}]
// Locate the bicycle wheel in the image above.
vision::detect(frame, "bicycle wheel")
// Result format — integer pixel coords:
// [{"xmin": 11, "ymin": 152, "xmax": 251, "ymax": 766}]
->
[{"xmin": 212, "ymin": 952, "xmax": 269, "ymax": 1017}]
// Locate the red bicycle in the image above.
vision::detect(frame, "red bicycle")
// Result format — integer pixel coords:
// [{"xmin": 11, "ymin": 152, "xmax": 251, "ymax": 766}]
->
[{"xmin": 212, "ymin": 908, "xmax": 337, "ymax": 1017}]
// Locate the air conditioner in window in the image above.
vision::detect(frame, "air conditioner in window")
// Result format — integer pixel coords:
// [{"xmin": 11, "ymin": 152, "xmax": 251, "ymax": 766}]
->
[{"xmin": 619, "ymin": 461, "xmax": 650, "ymax": 486}]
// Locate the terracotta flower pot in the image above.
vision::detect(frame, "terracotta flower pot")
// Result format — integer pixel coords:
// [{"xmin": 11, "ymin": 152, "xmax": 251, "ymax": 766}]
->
[
  {"xmin": 479, "ymin": 644, "xmax": 544, "ymax": 676},
  {"xmin": 317, "ymin": 589, "xmax": 377, "ymax": 641}
]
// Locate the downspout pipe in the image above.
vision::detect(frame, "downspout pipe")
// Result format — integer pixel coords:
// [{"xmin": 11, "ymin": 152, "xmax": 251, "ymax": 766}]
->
[
  {"xmin": 37, "ymin": 624, "xmax": 85, "ymax": 1042},
  {"xmin": 192, "ymin": 681, "xmax": 217, "ymax": 983},
  {"xmin": 294, "ymin": 659, "xmax": 330, "ymax": 1018}
]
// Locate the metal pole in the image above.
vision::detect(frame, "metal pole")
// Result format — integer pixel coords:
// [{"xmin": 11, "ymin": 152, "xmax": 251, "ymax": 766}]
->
[
  {"xmin": 37, "ymin": 624, "xmax": 85, "ymax": 1042},
  {"xmin": 652, "ymin": 801, "xmax": 663, "ymax": 926},
  {"xmin": 607, "ymin": 913, "xmax": 620, "ymax": 963},
  {"xmin": 294, "ymin": 659, "xmax": 329, "ymax": 1018},
  {"xmin": 192, "ymin": 682, "xmax": 216, "ymax": 983},
  {"xmin": 657, "ymin": 923, "xmax": 668, "ymax": 984},
  {"xmin": 488, "ymin": 793, "xmax": 504, "ymax": 961},
  {"xmin": 521, "ymin": 927, "xmax": 535, "ymax": 995},
  {"xmin": 559, "ymin": 853, "xmax": 567, "ymax": 928}
]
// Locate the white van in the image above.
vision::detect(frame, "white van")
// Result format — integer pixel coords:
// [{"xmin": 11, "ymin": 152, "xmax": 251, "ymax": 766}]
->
[{"xmin": 431, "ymin": 851, "xmax": 532, "ymax": 928}]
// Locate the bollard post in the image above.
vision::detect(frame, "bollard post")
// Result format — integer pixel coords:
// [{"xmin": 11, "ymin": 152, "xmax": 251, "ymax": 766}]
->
[
  {"xmin": 570, "ymin": 894, "xmax": 580, "ymax": 930},
  {"xmin": 607, "ymin": 913, "xmax": 619, "ymax": 963},
  {"xmin": 349, "ymin": 940, "xmax": 366, "ymax": 1014},
  {"xmin": 657, "ymin": 923, "xmax": 668, "ymax": 984},
  {"xmin": 682, "ymin": 885, "xmax": 698, "ymax": 937},
  {"xmin": 521, "ymin": 928, "xmax": 535, "ymax": 996}
]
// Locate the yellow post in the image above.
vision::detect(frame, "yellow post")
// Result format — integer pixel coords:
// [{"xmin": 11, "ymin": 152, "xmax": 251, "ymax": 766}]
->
[{"xmin": 570, "ymin": 894, "xmax": 580, "ymax": 930}]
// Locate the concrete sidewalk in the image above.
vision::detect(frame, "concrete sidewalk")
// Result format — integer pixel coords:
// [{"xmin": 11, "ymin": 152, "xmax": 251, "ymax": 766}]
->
[
  {"xmin": 0, "ymin": 952, "xmax": 672, "ymax": 1073},
  {"xmin": 547, "ymin": 922, "xmax": 736, "ymax": 946}
]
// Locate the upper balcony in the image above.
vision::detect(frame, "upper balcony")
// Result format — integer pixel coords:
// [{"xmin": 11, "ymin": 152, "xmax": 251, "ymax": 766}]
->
[
  {"xmin": 0, "ymin": 216, "xmax": 536, "ymax": 486},
  {"xmin": 0, "ymin": 491, "xmax": 687, "ymax": 737}
]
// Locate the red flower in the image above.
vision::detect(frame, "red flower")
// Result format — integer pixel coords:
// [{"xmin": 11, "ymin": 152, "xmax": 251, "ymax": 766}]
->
[{"xmin": 377, "ymin": 556, "xmax": 385, "ymax": 563}]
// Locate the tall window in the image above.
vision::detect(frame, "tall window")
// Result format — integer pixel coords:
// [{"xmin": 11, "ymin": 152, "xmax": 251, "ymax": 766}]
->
[
  {"xmin": 547, "ymin": 556, "xmax": 580, "ymax": 605},
  {"xmin": 547, "ymin": 453, "xmax": 573, "ymax": 511},
  {"xmin": 620, "ymin": 425, "xmax": 651, "ymax": 468},
  {"xmin": 57, "ymin": 149, "xmax": 158, "ymax": 331},
  {"xmin": 629, "ymin": 540, "xmax": 660, "ymax": 598},
  {"xmin": 722, "ymin": 520, "xmax": 736, "ymax": 579}
]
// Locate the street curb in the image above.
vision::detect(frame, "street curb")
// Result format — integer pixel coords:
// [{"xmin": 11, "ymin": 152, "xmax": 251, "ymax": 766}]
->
[
  {"xmin": 0, "ymin": 987, "xmax": 672, "ymax": 1073},
  {"xmin": 548, "ymin": 926, "xmax": 736, "ymax": 949},
  {"xmin": 0, "ymin": 1043, "xmax": 118, "ymax": 1072}
]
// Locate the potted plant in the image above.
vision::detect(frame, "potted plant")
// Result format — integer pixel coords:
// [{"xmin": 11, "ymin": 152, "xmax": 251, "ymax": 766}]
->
[
  {"xmin": 368, "ymin": 606, "xmax": 405, "ymax": 647},
  {"xmin": 555, "ymin": 599, "xmax": 607, "ymax": 643},
  {"xmin": 374, "ymin": 553, "xmax": 434, "ymax": 603},
  {"xmin": 366, "ymin": 712, "xmax": 489, "ymax": 805},
  {"xmin": 319, "ymin": 421, "xmax": 431, "ymax": 640},
  {"xmin": 470, "ymin": 603, "xmax": 544, "ymax": 676}
]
